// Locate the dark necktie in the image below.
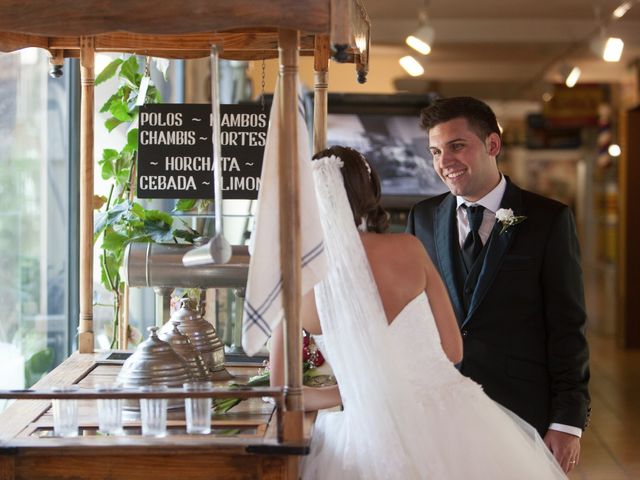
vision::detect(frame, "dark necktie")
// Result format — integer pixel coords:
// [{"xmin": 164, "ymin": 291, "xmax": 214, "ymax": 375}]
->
[{"xmin": 462, "ymin": 204, "xmax": 485, "ymax": 272}]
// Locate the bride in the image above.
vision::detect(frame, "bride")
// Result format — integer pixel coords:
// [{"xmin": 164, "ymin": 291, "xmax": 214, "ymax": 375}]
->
[{"xmin": 270, "ymin": 146, "xmax": 567, "ymax": 479}]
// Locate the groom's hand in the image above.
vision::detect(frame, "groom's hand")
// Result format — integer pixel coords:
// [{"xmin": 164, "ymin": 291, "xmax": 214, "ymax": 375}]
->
[{"xmin": 544, "ymin": 429, "xmax": 581, "ymax": 473}]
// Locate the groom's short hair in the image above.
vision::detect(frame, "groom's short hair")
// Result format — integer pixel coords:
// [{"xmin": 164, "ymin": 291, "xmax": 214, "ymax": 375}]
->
[{"xmin": 420, "ymin": 96, "xmax": 501, "ymax": 142}]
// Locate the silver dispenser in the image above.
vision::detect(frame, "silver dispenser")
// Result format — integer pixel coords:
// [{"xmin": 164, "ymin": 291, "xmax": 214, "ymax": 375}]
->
[{"xmin": 124, "ymin": 242, "xmax": 249, "ymax": 289}]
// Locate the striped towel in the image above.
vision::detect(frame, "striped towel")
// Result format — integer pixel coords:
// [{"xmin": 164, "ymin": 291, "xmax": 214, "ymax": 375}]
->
[{"xmin": 242, "ymin": 78, "xmax": 327, "ymax": 356}]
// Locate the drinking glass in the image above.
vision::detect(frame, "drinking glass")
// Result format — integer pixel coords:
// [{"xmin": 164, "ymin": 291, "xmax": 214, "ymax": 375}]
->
[
  {"xmin": 140, "ymin": 385, "xmax": 168, "ymax": 437},
  {"xmin": 96, "ymin": 384, "xmax": 123, "ymax": 435},
  {"xmin": 52, "ymin": 385, "xmax": 79, "ymax": 437},
  {"xmin": 184, "ymin": 381, "xmax": 213, "ymax": 434}
]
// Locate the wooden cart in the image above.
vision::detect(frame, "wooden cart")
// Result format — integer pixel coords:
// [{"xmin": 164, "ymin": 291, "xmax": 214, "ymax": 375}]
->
[{"xmin": 0, "ymin": 1, "xmax": 370, "ymax": 478}]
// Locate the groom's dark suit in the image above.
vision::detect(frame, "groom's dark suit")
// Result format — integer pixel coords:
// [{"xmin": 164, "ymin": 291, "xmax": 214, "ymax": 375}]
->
[{"xmin": 407, "ymin": 177, "xmax": 590, "ymax": 436}]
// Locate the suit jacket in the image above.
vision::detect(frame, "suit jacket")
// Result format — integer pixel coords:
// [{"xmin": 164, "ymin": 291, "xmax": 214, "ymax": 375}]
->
[{"xmin": 407, "ymin": 177, "xmax": 590, "ymax": 436}]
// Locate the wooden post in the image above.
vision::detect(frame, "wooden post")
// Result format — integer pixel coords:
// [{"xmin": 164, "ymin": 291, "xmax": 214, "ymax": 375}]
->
[
  {"xmin": 313, "ymin": 34, "xmax": 330, "ymax": 154},
  {"xmin": 618, "ymin": 106, "xmax": 640, "ymax": 348},
  {"xmin": 278, "ymin": 28, "xmax": 304, "ymax": 454},
  {"xmin": 78, "ymin": 37, "xmax": 95, "ymax": 353}
]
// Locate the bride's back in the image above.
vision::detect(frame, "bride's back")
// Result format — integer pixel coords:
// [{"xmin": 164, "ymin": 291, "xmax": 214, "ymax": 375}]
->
[{"xmin": 360, "ymin": 232, "xmax": 427, "ymax": 325}]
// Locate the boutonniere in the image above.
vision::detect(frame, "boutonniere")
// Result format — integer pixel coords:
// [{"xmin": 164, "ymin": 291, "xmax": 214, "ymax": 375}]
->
[{"xmin": 495, "ymin": 208, "xmax": 527, "ymax": 234}]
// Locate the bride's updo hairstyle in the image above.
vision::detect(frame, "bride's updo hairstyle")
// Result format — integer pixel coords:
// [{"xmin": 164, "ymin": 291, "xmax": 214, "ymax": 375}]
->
[{"xmin": 312, "ymin": 146, "xmax": 389, "ymax": 233}]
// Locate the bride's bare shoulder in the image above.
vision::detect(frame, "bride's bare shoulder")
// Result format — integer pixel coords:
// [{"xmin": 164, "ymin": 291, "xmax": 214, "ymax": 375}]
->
[{"xmin": 362, "ymin": 232, "xmax": 428, "ymax": 257}]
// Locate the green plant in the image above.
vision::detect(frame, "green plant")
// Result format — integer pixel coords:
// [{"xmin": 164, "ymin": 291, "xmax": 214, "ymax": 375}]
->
[{"xmin": 93, "ymin": 56, "xmax": 200, "ymax": 348}]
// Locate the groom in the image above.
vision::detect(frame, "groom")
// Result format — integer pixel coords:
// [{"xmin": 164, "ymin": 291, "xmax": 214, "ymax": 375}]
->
[{"xmin": 406, "ymin": 97, "xmax": 590, "ymax": 473}]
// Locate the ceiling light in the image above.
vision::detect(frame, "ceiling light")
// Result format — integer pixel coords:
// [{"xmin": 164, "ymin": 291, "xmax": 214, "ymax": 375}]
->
[
  {"xmin": 560, "ymin": 65, "xmax": 581, "ymax": 88},
  {"xmin": 399, "ymin": 56, "xmax": 424, "ymax": 77},
  {"xmin": 612, "ymin": 1, "xmax": 633, "ymax": 18},
  {"xmin": 608, "ymin": 144, "xmax": 621, "ymax": 157},
  {"xmin": 406, "ymin": 25, "xmax": 435, "ymax": 55},
  {"xmin": 603, "ymin": 37, "xmax": 624, "ymax": 62}
]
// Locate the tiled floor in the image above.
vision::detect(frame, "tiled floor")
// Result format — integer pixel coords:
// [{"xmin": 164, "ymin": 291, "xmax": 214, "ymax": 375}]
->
[{"xmin": 569, "ymin": 334, "xmax": 640, "ymax": 480}]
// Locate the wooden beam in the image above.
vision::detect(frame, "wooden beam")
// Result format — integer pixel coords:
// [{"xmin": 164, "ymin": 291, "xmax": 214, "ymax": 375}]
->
[
  {"xmin": 313, "ymin": 35, "xmax": 330, "ymax": 154},
  {"xmin": 277, "ymin": 29, "xmax": 304, "ymax": 453},
  {"xmin": 0, "ymin": 0, "xmax": 330, "ymax": 37},
  {"xmin": 78, "ymin": 37, "xmax": 95, "ymax": 354},
  {"xmin": 618, "ymin": 106, "xmax": 640, "ymax": 348}
]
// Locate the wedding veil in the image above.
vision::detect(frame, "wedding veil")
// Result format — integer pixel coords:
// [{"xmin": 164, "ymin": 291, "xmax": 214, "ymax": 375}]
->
[{"xmin": 310, "ymin": 156, "xmax": 440, "ymax": 479}]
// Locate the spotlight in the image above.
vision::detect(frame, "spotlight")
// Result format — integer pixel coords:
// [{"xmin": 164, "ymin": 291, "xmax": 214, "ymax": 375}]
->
[
  {"xmin": 406, "ymin": 25, "xmax": 435, "ymax": 55},
  {"xmin": 399, "ymin": 56, "xmax": 424, "ymax": 77},
  {"xmin": 603, "ymin": 37, "xmax": 624, "ymax": 62},
  {"xmin": 612, "ymin": 1, "xmax": 633, "ymax": 18},
  {"xmin": 560, "ymin": 64, "xmax": 581, "ymax": 88}
]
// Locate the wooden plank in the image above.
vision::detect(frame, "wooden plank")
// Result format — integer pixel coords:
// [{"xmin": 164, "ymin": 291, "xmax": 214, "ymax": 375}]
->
[
  {"xmin": 12, "ymin": 453, "xmax": 279, "ymax": 480},
  {"xmin": 0, "ymin": 354, "xmax": 96, "ymax": 440},
  {"xmin": 0, "ymin": 0, "xmax": 330, "ymax": 37},
  {"xmin": 0, "ymin": 454, "xmax": 15, "ymax": 480}
]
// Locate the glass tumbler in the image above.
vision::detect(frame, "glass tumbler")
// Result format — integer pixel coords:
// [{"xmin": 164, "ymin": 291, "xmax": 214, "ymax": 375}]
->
[
  {"xmin": 96, "ymin": 384, "xmax": 123, "ymax": 435},
  {"xmin": 52, "ymin": 385, "xmax": 79, "ymax": 437},
  {"xmin": 140, "ymin": 385, "xmax": 168, "ymax": 437},
  {"xmin": 184, "ymin": 381, "xmax": 213, "ymax": 434}
]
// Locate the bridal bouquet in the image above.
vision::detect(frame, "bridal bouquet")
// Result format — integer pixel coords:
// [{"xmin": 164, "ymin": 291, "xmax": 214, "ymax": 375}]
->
[{"xmin": 214, "ymin": 330, "xmax": 335, "ymax": 413}]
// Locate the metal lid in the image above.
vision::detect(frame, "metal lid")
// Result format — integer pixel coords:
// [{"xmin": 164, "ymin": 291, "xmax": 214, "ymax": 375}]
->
[
  {"xmin": 162, "ymin": 299, "xmax": 225, "ymax": 372},
  {"xmin": 116, "ymin": 326, "xmax": 193, "ymax": 388},
  {"xmin": 158, "ymin": 321, "xmax": 210, "ymax": 381}
]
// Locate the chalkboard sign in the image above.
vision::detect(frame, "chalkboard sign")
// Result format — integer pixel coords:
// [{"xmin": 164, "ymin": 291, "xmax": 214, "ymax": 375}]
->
[{"xmin": 137, "ymin": 103, "xmax": 268, "ymax": 200}]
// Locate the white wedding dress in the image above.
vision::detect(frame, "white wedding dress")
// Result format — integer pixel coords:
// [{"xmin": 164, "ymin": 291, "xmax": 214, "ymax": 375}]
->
[{"xmin": 302, "ymin": 156, "xmax": 567, "ymax": 480}]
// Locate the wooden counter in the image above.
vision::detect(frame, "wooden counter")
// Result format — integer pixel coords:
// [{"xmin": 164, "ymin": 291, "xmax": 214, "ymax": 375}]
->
[{"xmin": 0, "ymin": 353, "xmax": 315, "ymax": 480}]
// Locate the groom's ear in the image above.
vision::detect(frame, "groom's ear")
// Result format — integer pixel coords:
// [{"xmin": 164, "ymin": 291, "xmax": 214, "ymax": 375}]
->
[{"xmin": 485, "ymin": 132, "xmax": 501, "ymax": 157}]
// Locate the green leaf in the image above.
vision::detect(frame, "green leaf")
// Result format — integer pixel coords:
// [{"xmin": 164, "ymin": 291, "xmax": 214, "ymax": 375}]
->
[
  {"xmin": 126, "ymin": 128, "xmax": 138, "ymax": 151},
  {"xmin": 94, "ymin": 211, "xmax": 108, "ymax": 240},
  {"xmin": 102, "ymin": 229, "xmax": 130, "ymax": 251},
  {"xmin": 99, "ymin": 148, "xmax": 119, "ymax": 180},
  {"xmin": 144, "ymin": 221, "xmax": 175, "ymax": 243},
  {"xmin": 130, "ymin": 202, "xmax": 146, "ymax": 218},
  {"xmin": 95, "ymin": 58, "xmax": 123, "ymax": 86},
  {"xmin": 173, "ymin": 198, "xmax": 197, "ymax": 212},
  {"xmin": 100, "ymin": 93, "xmax": 120, "ymax": 113},
  {"xmin": 24, "ymin": 348, "xmax": 54, "ymax": 387},
  {"xmin": 143, "ymin": 209, "xmax": 173, "ymax": 225},
  {"xmin": 101, "ymin": 158, "xmax": 115, "ymax": 180},
  {"xmin": 172, "ymin": 228, "xmax": 199, "ymax": 244},
  {"xmin": 119, "ymin": 56, "xmax": 140, "ymax": 87},
  {"xmin": 109, "ymin": 99, "xmax": 135, "ymax": 122},
  {"xmin": 105, "ymin": 117, "xmax": 123, "ymax": 132},
  {"xmin": 94, "ymin": 202, "xmax": 131, "ymax": 240},
  {"xmin": 100, "ymin": 251, "xmax": 122, "ymax": 290}
]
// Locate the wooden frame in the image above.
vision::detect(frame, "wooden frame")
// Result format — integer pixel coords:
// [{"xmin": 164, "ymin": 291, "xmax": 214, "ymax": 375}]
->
[{"xmin": 0, "ymin": 1, "xmax": 370, "ymax": 476}]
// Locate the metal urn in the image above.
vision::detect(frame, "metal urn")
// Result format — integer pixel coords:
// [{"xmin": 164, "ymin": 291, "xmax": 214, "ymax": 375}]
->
[
  {"xmin": 158, "ymin": 320, "xmax": 210, "ymax": 382},
  {"xmin": 116, "ymin": 326, "xmax": 193, "ymax": 409},
  {"xmin": 161, "ymin": 298, "xmax": 228, "ymax": 378}
]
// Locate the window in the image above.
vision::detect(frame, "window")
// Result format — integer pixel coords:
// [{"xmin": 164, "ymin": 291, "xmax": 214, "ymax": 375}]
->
[{"xmin": 0, "ymin": 49, "xmax": 73, "ymax": 409}]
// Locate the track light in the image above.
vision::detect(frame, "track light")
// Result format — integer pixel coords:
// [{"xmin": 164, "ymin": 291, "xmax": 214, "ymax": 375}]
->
[
  {"xmin": 406, "ymin": 25, "xmax": 435, "ymax": 55},
  {"xmin": 603, "ymin": 37, "xmax": 624, "ymax": 62},
  {"xmin": 612, "ymin": 1, "xmax": 634, "ymax": 18},
  {"xmin": 399, "ymin": 56, "xmax": 424, "ymax": 77},
  {"xmin": 560, "ymin": 64, "xmax": 581, "ymax": 88}
]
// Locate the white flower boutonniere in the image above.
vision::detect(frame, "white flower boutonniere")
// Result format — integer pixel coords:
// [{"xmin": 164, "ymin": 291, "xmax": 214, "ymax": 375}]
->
[{"xmin": 495, "ymin": 208, "xmax": 527, "ymax": 234}]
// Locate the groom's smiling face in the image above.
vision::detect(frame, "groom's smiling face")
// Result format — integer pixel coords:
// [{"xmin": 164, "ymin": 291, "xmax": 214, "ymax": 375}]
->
[{"xmin": 428, "ymin": 117, "xmax": 501, "ymax": 202}]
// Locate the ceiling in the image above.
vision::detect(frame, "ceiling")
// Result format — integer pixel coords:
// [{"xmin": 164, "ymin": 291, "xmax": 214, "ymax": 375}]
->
[{"xmin": 362, "ymin": 0, "xmax": 640, "ymax": 99}]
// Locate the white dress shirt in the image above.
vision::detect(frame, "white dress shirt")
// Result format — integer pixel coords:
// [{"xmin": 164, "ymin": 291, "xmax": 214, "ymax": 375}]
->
[{"xmin": 454, "ymin": 175, "xmax": 582, "ymax": 438}]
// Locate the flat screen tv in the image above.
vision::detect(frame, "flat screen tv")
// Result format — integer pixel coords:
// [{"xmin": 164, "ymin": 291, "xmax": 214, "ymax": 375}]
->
[{"xmin": 326, "ymin": 93, "xmax": 448, "ymax": 208}]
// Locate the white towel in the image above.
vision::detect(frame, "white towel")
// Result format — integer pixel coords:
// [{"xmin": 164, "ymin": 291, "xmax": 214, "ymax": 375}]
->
[{"xmin": 242, "ymin": 78, "xmax": 327, "ymax": 356}]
